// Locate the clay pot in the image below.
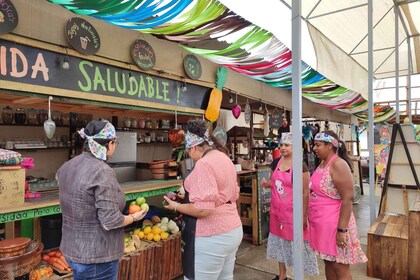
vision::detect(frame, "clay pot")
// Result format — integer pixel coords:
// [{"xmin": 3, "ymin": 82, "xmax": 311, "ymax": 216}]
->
[
  {"xmin": 0, "ymin": 241, "xmax": 43, "ymax": 278},
  {"xmin": 168, "ymin": 129, "xmax": 185, "ymax": 147},
  {"xmin": 0, "ymin": 237, "xmax": 31, "ymax": 258}
]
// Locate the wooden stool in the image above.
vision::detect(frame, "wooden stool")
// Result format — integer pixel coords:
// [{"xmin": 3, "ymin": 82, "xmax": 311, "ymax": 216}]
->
[{"xmin": 367, "ymin": 214, "xmax": 408, "ymax": 280}]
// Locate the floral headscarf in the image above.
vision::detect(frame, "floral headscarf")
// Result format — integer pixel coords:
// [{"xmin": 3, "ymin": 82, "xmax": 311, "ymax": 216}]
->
[
  {"xmin": 280, "ymin": 132, "xmax": 293, "ymax": 145},
  {"xmin": 314, "ymin": 132, "xmax": 340, "ymax": 148},
  {"xmin": 185, "ymin": 129, "xmax": 214, "ymax": 149},
  {"xmin": 78, "ymin": 121, "xmax": 116, "ymax": 160}
]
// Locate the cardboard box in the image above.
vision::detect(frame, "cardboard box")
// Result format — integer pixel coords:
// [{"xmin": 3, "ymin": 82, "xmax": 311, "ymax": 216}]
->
[{"xmin": 0, "ymin": 168, "xmax": 25, "ymax": 208}]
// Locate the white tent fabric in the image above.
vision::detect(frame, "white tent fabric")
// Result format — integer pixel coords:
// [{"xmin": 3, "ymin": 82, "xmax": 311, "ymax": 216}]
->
[{"xmin": 219, "ymin": 0, "xmax": 420, "ymax": 100}]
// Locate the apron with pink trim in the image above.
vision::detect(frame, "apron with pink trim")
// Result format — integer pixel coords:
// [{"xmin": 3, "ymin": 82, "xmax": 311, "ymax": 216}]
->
[
  {"xmin": 308, "ymin": 154, "xmax": 340, "ymax": 256},
  {"xmin": 270, "ymin": 158, "xmax": 309, "ymax": 241}
]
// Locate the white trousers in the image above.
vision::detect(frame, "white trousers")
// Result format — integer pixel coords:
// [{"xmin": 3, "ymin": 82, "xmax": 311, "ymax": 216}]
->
[{"xmin": 185, "ymin": 226, "xmax": 243, "ymax": 280}]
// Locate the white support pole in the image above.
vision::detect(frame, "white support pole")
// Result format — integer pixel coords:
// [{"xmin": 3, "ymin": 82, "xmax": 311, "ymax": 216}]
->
[
  {"xmin": 368, "ymin": 0, "xmax": 376, "ymax": 225},
  {"xmin": 408, "ymin": 37, "xmax": 412, "ymax": 123},
  {"xmin": 291, "ymin": 0, "xmax": 304, "ymax": 279},
  {"xmin": 395, "ymin": 4, "xmax": 400, "ymax": 123}
]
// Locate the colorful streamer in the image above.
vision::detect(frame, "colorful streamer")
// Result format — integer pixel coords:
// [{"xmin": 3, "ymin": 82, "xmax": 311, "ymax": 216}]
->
[{"xmin": 48, "ymin": 0, "xmax": 395, "ymax": 122}]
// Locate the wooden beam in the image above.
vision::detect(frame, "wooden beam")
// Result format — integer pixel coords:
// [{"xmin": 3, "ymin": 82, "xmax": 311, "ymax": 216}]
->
[{"xmin": 12, "ymin": 97, "xmax": 44, "ymax": 105}]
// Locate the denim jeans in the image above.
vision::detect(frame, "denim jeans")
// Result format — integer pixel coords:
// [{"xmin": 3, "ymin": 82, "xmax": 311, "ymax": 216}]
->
[{"xmin": 67, "ymin": 259, "xmax": 119, "ymax": 280}]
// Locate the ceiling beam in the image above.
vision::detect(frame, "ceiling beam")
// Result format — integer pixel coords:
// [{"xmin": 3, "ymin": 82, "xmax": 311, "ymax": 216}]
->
[{"xmin": 307, "ymin": 3, "xmax": 367, "ymax": 20}]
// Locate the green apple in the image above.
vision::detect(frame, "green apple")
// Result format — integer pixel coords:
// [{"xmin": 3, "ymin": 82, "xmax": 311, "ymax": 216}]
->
[
  {"xmin": 136, "ymin": 196, "xmax": 146, "ymax": 206},
  {"xmin": 130, "ymin": 201, "xmax": 136, "ymax": 206},
  {"xmin": 140, "ymin": 203, "xmax": 149, "ymax": 213},
  {"xmin": 124, "ymin": 237, "xmax": 130, "ymax": 243}
]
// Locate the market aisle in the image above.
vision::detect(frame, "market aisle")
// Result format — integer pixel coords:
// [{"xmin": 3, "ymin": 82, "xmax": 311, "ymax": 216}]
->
[{"xmin": 232, "ymin": 184, "xmax": 382, "ymax": 280}]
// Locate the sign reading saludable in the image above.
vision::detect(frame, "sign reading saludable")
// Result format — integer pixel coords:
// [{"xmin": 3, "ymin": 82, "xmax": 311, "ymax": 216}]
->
[
  {"xmin": 0, "ymin": 0, "xmax": 18, "ymax": 34},
  {"xmin": 65, "ymin": 17, "xmax": 101, "ymax": 55}
]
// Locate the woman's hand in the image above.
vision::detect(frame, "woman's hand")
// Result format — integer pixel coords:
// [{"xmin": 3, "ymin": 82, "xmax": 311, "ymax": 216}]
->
[
  {"xmin": 176, "ymin": 187, "xmax": 186, "ymax": 200},
  {"xmin": 131, "ymin": 209, "xmax": 146, "ymax": 222},
  {"xmin": 163, "ymin": 196, "xmax": 179, "ymax": 211},
  {"xmin": 336, "ymin": 231, "xmax": 347, "ymax": 248}
]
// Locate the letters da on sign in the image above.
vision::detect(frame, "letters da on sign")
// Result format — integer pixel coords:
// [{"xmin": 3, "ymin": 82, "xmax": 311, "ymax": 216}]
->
[
  {"xmin": 131, "ymin": 39, "xmax": 156, "ymax": 71},
  {"xmin": 65, "ymin": 17, "xmax": 101, "ymax": 55},
  {"xmin": 0, "ymin": 0, "xmax": 19, "ymax": 34}
]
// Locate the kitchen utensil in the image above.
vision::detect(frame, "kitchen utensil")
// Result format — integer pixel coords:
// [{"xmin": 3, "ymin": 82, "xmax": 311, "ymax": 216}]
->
[
  {"xmin": 43, "ymin": 96, "xmax": 56, "ymax": 140},
  {"xmin": 0, "ymin": 237, "xmax": 31, "ymax": 258}
]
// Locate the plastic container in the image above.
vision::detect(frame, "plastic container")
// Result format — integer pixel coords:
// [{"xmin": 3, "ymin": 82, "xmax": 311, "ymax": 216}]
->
[{"xmin": 40, "ymin": 215, "xmax": 62, "ymax": 250}]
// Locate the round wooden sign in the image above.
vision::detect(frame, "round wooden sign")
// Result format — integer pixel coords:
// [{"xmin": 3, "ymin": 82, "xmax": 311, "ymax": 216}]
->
[
  {"xmin": 65, "ymin": 17, "xmax": 101, "ymax": 55},
  {"xmin": 0, "ymin": 0, "xmax": 19, "ymax": 35},
  {"xmin": 183, "ymin": 54, "xmax": 202, "ymax": 80},
  {"xmin": 131, "ymin": 39, "xmax": 156, "ymax": 70}
]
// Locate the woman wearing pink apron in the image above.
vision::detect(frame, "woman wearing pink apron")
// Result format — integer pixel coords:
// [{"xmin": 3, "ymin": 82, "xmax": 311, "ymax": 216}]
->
[
  {"xmin": 263, "ymin": 133, "xmax": 318, "ymax": 280},
  {"xmin": 309, "ymin": 131, "xmax": 367, "ymax": 279}
]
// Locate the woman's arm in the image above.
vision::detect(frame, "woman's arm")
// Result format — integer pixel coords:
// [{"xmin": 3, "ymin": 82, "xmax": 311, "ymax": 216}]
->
[
  {"xmin": 302, "ymin": 171, "xmax": 310, "ymax": 228},
  {"xmin": 163, "ymin": 196, "xmax": 213, "ymax": 218},
  {"xmin": 330, "ymin": 159, "xmax": 354, "ymax": 247}
]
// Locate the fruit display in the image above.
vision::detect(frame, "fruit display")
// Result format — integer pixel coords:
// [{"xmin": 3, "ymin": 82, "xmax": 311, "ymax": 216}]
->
[
  {"xmin": 129, "ymin": 196, "xmax": 149, "ymax": 214},
  {"xmin": 40, "ymin": 249, "xmax": 71, "ymax": 272},
  {"xmin": 124, "ymin": 215, "xmax": 180, "ymax": 253}
]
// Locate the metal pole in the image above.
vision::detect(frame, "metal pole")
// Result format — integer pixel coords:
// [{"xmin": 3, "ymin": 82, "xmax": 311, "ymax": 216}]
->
[
  {"xmin": 368, "ymin": 0, "xmax": 376, "ymax": 225},
  {"xmin": 395, "ymin": 4, "xmax": 400, "ymax": 123},
  {"xmin": 408, "ymin": 37, "xmax": 412, "ymax": 123},
  {"xmin": 291, "ymin": 0, "xmax": 304, "ymax": 279}
]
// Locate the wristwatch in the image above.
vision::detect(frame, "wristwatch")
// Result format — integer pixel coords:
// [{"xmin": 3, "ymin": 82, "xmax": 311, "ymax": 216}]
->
[{"xmin": 337, "ymin": 228, "xmax": 348, "ymax": 233}]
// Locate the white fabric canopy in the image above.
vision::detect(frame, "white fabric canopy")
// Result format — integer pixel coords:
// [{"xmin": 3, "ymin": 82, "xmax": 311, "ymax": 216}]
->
[{"xmin": 219, "ymin": 0, "xmax": 420, "ymax": 100}]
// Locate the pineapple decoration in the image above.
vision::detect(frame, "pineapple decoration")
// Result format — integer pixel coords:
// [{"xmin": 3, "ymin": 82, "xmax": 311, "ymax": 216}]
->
[{"xmin": 205, "ymin": 67, "xmax": 228, "ymax": 122}]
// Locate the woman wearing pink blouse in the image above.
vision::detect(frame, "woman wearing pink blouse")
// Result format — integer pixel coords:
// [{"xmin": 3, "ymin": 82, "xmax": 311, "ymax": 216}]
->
[{"xmin": 164, "ymin": 120, "xmax": 242, "ymax": 280}]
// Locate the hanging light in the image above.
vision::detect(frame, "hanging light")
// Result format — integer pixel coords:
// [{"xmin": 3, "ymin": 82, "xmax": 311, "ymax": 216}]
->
[
  {"xmin": 259, "ymin": 101, "xmax": 263, "ymax": 111},
  {"xmin": 229, "ymin": 94, "xmax": 234, "ymax": 103},
  {"xmin": 182, "ymin": 81, "xmax": 187, "ymax": 92},
  {"xmin": 128, "ymin": 71, "xmax": 136, "ymax": 82}
]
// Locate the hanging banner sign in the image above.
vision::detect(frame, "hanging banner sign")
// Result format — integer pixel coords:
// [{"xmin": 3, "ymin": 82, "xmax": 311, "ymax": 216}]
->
[
  {"xmin": 269, "ymin": 108, "xmax": 282, "ymax": 129},
  {"xmin": 65, "ymin": 17, "xmax": 101, "ymax": 55},
  {"xmin": 131, "ymin": 39, "xmax": 156, "ymax": 70},
  {"xmin": 0, "ymin": 0, "xmax": 18, "ymax": 34},
  {"xmin": 0, "ymin": 40, "xmax": 210, "ymax": 110},
  {"xmin": 183, "ymin": 54, "xmax": 202, "ymax": 80}
]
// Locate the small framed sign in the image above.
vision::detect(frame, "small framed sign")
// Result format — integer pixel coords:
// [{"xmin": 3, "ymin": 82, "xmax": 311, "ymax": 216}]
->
[
  {"xmin": 0, "ymin": 0, "xmax": 18, "ymax": 35},
  {"xmin": 131, "ymin": 39, "xmax": 156, "ymax": 70},
  {"xmin": 65, "ymin": 17, "xmax": 101, "ymax": 55},
  {"xmin": 269, "ymin": 108, "xmax": 282, "ymax": 129},
  {"xmin": 183, "ymin": 54, "xmax": 202, "ymax": 80}
]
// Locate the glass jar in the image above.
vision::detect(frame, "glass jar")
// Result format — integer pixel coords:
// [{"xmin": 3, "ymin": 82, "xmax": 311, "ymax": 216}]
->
[
  {"xmin": 52, "ymin": 110, "xmax": 63, "ymax": 126},
  {"xmin": 139, "ymin": 118, "xmax": 146, "ymax": 129},
  {"xmin": 1, "ymin": 106, "xmax": 13, "ymax": 125},
  {"xmin": 145, "ymin": 118, "xmax": 152, "ymax": 129},
  {"xmin": 14, "ymin": 108, "xmax": 26, "ymax": 125},
  {"xmin": 62, "ymin": 113, "xmax": 70, "ymax": 126},
  {"xmin": 131, "ymin": 118, "xmax": 138, "ymax": 128},
  {"xmin": 27, "ymin": 108, "xmax": 38, "ymax": 125},
  {"xmin": 123, "ymin": 117, "xmax": 131, "ymax": 128},
  {"xmin": 37, "ymin": 109, "xmax": 48, "ymax": 124}
]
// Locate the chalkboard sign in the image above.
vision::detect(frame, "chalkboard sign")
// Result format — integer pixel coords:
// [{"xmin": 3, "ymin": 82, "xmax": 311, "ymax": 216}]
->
[
  {"xmin": 0, "ymin": 0, "xmax": 18, "ymax": 34},
  {"xmin": 257, "ymin": 166, "xmax": 272, "ymax": 244},
  {"xmin": 0, "ymin": 39, "xmax": 210, "ymax": 110},
  {"xmin": 65, "ymin": 18, "xmax": 101, "ymax": 55},
  {"xmin": 269, "ymin": 108, "xmax": 281, "ymax": 129},
  {"xmin": 183, "ymin": 54, "xmax": 202, "ymax": 80},
  {"xmin": 131, "ymin": 39, "xmax": 156, "ymax": 70}
]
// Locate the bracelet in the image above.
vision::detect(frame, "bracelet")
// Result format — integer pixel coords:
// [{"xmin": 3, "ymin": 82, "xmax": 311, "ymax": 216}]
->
[
  {"xmin": 337, "ymin": 228, "xmax": 348, "ymax": 233},
  {"xmin": 174, "ymin": 202, "xmax": 180, "ymax": 212}
]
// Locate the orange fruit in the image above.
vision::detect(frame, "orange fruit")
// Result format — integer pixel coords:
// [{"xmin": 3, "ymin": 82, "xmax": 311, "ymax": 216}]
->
[
  {"xmin": 152, "ymin": 227, "xmax": 162, "ymax": 235},
  {"xmin": 147, "ymin": 233, "xmax": 154, "ymax": 241},
  {"xmin": 143, "ymin": 226, "xmax": 152, "ymax": 235},
  {"xmin": 129, "ymin": 204, "xmax": 141, "ymax": 214},
  {"xmin": 153, "ymin": 234, "xmax": 161, "ymax": 242},
  {"xmin": 160, "ymin": 232, "xmax": 169, "ymax": 240},
  {"xmin": 133, "ymin": 229, "xmax": 141, "ymax": 236},
  {"xmin": 137, "ymin": 231, "xmax": 145, "ymax": 239}
]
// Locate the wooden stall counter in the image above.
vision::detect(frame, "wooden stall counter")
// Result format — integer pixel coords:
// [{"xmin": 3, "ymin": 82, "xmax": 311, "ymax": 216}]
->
[{"xmin": 0, "ymin": 179, "xmax": 182, "ymax": 224}]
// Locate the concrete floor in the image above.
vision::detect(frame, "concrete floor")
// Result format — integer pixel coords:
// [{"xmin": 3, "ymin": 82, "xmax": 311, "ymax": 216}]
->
[{"xmin": 176, "ymin": 183, "xmax": 382, "ymax": 280}]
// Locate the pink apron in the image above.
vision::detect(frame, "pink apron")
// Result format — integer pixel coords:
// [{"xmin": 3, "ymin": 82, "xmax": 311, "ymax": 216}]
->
[
  {"xmin": 270, "ymin": 158, "xmax": 310, "ymax": 241},
  {"xmin": 308, "ymin": 154, "xmax": 340, "ymax": 256}
]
